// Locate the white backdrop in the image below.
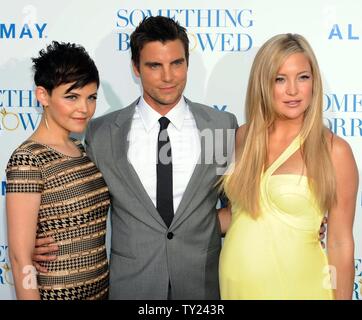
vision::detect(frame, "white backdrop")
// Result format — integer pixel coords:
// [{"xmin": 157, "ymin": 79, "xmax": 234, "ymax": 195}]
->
[{"xmin": 0, "ymin": 0, "xmax": 361, "ymax": 300}]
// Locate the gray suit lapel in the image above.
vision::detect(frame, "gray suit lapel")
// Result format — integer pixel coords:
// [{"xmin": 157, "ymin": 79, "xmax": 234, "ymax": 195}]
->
[
  {"xmin": 111, "ymin": 99, "xmax": 166, "ymax": 229},
  {"xmin": 171, "ymin": 98, "xmax": 213, "ymax": 228}
]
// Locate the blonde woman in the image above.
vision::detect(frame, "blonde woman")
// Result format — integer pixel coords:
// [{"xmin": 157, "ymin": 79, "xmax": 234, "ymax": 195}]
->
[{"xmin": 219, "ymin": 34, "xmax": 358, "ymax": 300}]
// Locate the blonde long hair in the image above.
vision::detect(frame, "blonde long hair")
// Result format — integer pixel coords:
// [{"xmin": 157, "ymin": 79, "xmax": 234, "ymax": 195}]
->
[{"xmin": 222, "ymin": 34, "xmax": 336, "ymax": 217}]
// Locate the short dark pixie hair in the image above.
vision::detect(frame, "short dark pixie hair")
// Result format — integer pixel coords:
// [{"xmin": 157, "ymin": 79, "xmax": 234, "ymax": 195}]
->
[
  {"xmin": 32, "ymin": 41, "xmax": 99, "ymax": 94},
  {"xmin": 130, "ymin": 16, "xmax": 189, "ymax": 70}
]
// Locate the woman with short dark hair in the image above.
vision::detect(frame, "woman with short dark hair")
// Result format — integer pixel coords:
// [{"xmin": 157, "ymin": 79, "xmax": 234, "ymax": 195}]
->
[{"xmin": 6, "ymin": 41, "xmax": 110, "ymax": 300}]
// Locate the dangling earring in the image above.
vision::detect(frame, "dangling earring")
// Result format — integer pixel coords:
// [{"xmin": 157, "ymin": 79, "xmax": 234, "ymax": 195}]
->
[{"xmin": 43, "ymin": 105, "xmax": 49, "ymax": 130}]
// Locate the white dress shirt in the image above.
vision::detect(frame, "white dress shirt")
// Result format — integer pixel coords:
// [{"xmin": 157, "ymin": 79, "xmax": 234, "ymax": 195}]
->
[{"xmin": 127, "ymin": 96, "xmax": 201, "ymax": 213}]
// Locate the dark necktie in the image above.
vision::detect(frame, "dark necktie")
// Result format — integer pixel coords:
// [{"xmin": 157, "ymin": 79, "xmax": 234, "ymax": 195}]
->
[{"xmin": 156, "ymin": 117, "xmax": 174, "ymax": 228}]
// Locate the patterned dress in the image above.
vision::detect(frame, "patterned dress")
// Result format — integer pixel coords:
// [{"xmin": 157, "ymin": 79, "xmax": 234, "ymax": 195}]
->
[{"xmin": 6, "ymin": 140, "xmax": 110, "ymax": 300}]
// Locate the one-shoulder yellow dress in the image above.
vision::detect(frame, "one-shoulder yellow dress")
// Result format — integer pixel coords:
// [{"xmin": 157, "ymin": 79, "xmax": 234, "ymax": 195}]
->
[{"xmin": 219, "ymin": 136, "xmax": 334, "ymax": 300}]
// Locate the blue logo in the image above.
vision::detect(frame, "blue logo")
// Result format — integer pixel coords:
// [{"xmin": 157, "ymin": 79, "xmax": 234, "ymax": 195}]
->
[
  {"xmin": 0, "ymin": 22, "xmax": 47, "ymax": 39},
  {"xmin": 328, "ymin": 24, "xmax": 359, "ymax": 40},
  {"xmin": 323, "ymin": 93, "xmax": 362, "ymax": 137},
  {"xmin": 324, "ymin": 93, "xmax": 362, "ymax": 112},
  {"xmin": 0, "ymin": 246, "xmax": 7, "ymax": 264},
  {"xmin": 324, "ymin": 117, "xmax": 362, "ymax": 137},
  {"xmin": 213, "ymin": 105, "xmax": 227, "ymax": 112},
  {"xmin": 0, "ymin": 89, "xmax": 41, "ymax": 132},
  {"xmin": 0, "ymin": 245, "xmax": 13, "ymax": 286},
  {"xmin": 354, "ymin": 258, "xmax": 362, "ymax": 300},
  {"xmin": 1, "ymin": 180, "xmax": 5, "ymax": 196},
  {"xmin": 116, "ymin": 9, "xmax": 254, "ymax": 52}
]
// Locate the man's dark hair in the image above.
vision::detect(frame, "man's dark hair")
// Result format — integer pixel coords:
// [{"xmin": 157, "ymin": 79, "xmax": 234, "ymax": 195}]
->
[
  {"xmin": 130, "ymin": 16, "xmax": 189, "ymax": 70},
  {"xmin": 32, "ymin": 41, "xmax": 99, "ymax": 94}
]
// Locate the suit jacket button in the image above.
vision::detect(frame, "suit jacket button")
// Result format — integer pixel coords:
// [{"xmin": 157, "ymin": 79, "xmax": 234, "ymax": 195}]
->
[{"xmin": 167, "ymin": 232, "xmax": 174, "ymax": 240}]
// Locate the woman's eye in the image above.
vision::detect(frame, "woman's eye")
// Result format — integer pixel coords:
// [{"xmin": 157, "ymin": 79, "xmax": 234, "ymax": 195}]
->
[
  {"xmin": 299, "ymin": 74, "xmax": 311, "ymax": 80},
  {"xmin": 275, "ymin": 77, "xmax": 285, "ymax": 83},
  {"xmin": 65, "ymin": 95, "xmax": 77, "ymax": 100}
]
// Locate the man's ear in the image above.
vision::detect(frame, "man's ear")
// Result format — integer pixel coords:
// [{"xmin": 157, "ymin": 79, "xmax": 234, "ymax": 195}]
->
[
  {"xmin": 132, "ymin": 62, "xmax": 140, "ymax": 78},
  {"xmin": 35, "ymin": 86, "xmax": 50, "ymax": 106}
]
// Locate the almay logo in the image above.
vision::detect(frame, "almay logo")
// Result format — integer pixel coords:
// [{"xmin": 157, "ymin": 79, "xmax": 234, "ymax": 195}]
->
[{"xmin": 0, "ymin": 22, "xmax": 47, "ymax": 39}]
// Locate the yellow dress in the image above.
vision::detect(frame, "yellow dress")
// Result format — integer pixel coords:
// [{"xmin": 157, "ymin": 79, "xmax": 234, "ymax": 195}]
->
[{"xmin": 219, "ymin": 136, "xmax": 334, "ymax": 300}]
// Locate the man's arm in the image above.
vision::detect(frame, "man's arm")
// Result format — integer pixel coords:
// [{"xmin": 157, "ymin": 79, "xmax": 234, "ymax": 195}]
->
[
  {"xmin": 217, "ymin": 113, "xmax": 238, "ymax": 236},
  {"xmin": 217, "ymin": 205, "xmax": 232, "ymax": 236}
]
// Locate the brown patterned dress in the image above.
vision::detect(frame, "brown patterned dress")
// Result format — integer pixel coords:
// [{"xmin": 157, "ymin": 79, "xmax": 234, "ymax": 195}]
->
[{"xmin": 6, "ymin": 140, "xmax": 110, "ymax": 300}]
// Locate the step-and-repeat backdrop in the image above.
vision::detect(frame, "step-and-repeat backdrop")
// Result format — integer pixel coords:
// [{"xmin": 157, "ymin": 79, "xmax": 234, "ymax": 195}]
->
[{"xmin": 0, "ymin": 0, "xmax": 361, "ymax": 300}]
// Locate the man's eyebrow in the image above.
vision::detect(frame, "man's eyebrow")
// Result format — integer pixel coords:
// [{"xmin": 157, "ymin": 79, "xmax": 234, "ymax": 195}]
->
[
  {"xmin": 144, "ymin": 61, "xmax": 162, "ymax": 66},
  {"xmin": 171, "ymin": 58, "xmax": 185, "ymax": 64}
]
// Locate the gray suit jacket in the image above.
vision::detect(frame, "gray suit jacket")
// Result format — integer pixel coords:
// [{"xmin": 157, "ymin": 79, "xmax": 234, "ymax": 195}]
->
[{"xmin": 85, "ymin": 97, "xmax": 238, "ymax": 299}]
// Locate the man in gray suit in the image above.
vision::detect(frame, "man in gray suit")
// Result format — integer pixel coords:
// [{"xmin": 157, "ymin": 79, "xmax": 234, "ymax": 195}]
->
[{"xmin": 33, "ymin": 16, "xmax": 238, "ymax": 299}]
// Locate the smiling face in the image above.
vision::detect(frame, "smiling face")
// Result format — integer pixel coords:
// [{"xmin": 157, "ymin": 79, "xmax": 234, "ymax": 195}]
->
[
  {"xmin": 132, "ymin": 39, "xmax": 188, "ymax": 115},
  {"xmin": 273, "ymin": 52, "xmax": 313, "ymax": 123},
  {"xmin": 36, "ymin": 82, "xmax": 98, "ymax": 135}
]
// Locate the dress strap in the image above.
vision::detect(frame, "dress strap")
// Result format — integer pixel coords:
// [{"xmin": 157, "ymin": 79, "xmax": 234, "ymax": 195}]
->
[{"xmin": 264, "ymin": 135, "xmax": 302, "ymax": 177}]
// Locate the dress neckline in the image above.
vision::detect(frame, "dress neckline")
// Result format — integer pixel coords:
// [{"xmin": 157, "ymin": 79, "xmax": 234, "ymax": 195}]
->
[{"xmin": 26, "ymin": 139, "xmax": 84, "ymax": 159}]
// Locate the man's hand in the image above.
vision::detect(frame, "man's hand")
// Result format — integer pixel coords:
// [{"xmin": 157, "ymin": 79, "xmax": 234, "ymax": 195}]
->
[
  {"xmin": 319, "ymin": 216, "xmax": 328, "ymax": 249},
  {"xmin": 32, "ymin": 237, "xmax": 58, "ymax": 273},
  {"xmin": 218, "ymin": 206, "xmax": 232, "ymax": 236}
]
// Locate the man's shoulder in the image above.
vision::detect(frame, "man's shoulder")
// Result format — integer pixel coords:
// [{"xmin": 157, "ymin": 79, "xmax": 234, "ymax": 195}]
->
[
  {"xmin": 92, "ymin": 109, "xmax": 119, "ymax": 123},
  {"xmin": 91, "ymin": 109, "xmax": 120, "ymax": 126},
  {"xmin": 187, "ymin": 99, "xmax": 237, "ymax": 124},
  {"xmin": 89, "ymin": 102, "xmax": 136, "ymax": 129}
]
